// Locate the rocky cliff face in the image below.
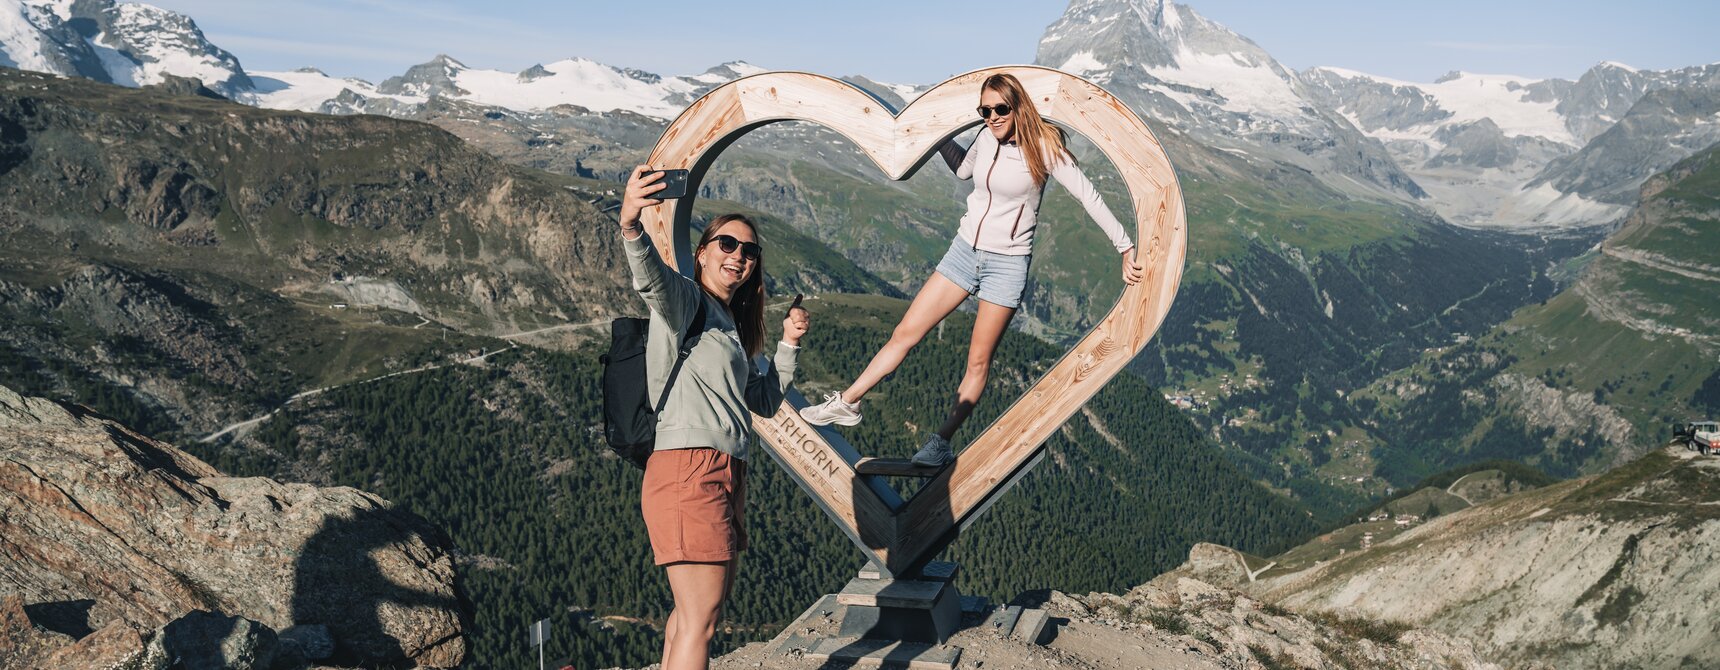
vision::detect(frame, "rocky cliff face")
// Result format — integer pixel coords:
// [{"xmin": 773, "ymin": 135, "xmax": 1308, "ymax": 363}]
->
[
  {"xmin": 0, "ymin": 383, "xmax": 470, "ymax": 667},
  {"xmin": 1216, "ymin": 446, "xmax": 1720, "ymax": 669}
]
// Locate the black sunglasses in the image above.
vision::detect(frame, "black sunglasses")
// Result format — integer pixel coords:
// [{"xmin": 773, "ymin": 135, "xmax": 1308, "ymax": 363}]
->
[
  {"xmin": 976, "ymin": 103, "xmax": 1013, "ymax": 119},
  {"xmin": 709, "ymin": 234, "xmax": 762, "ymax": 261}
]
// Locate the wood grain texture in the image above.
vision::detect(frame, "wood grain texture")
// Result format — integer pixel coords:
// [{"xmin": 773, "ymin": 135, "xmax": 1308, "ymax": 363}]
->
[{"xmin": 636, "ymin": 66, "xmax": 1186, "ymax": 575}]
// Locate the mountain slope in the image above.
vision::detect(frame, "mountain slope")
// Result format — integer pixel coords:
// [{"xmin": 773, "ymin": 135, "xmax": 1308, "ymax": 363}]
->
[
  {"xmin": 0, "ymin": 67, "xmax": 894, "ymax": 440},
  {"xmin": 1300, "ymin": 62, "xmax": 1720, "ymax": 230},
  {"xmin": 197, "ymin": 294, "xmax": 1321, "ymax": 669},
  {"xmin": 1354, "ymin": 142, "xmax": 1720, "ymax": 483},
  {"xmin": 1036, "ymin": 0, "xmax": 1424, "ymax": 203},
  {"xmin": 1241, "ymin": 446, "xmax": 1720, "ymax": 669}
]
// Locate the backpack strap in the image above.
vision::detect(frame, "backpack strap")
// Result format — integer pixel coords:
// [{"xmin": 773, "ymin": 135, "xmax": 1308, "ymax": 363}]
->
[{"xmin": 653, "ymin": 298, "xmax": 708, "ymax": 415}]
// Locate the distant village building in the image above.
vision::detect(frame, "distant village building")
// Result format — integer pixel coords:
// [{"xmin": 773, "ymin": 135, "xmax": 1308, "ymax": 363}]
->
[
  {"xmin": 1395, "ymin": 515, "xmax": 1422, "ymax": 527},
  {"xmin": 1361, "ymin": 532, "xmax": 1375, "ymax": 550},
  {"xmin": 1368, "ymin": 511, "xmax": 1390, "ymax": 522}
]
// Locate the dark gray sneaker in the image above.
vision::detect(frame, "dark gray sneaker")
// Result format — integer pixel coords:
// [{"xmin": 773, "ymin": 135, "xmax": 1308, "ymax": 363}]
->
[
  {"xmin": 799, "ymin": 392, "xmax": 862, "ymax": 426},
  {"xmin": 911, "ymin": 433, "xmax": 954, "ymax": 467}
]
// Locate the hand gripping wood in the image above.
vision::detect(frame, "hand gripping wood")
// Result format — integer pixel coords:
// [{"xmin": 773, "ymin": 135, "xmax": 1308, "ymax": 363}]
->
[{"xmin": 638, "ymin": 66, "xmax": 1187, "ymax": 577}]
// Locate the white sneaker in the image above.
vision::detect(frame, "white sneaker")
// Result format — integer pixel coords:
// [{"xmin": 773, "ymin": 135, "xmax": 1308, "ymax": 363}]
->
[
  {"xmin": 799, "ymin": 392, "xmax": 862, "ymax": 426},
  {"xmin": 911, "ymin": 433, "xmax": 954, "ymax": 467}
]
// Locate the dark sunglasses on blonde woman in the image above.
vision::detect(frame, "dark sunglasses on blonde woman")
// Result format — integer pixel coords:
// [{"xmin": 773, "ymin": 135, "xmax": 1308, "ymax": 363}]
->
[
  {"xmin": 710, "ymin": 234, "xmax": 762, "ymax": 261},
  {"xmin": 976, "ymin": 103, "xmax": 1013, "ymax": 119}
]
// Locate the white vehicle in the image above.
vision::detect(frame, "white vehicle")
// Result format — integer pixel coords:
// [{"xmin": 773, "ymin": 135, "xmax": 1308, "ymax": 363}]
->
[{"xmin": 1676, "ymin": 421, "xmax": 1719, "ymax": 455}]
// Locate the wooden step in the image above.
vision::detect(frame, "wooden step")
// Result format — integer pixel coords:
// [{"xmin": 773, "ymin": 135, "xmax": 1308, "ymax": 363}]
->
[
  {"xmin": 859, "ymin": 560, "xmax": 959, "ymax": 582},
  {"xmin": 837, "ymin": 578, "xmax": 947, "ymax": 609},
  {"xmin": 855, "ymin": 457, "xmax": 944, "ymax": 477},
  {"xmin": 802, "ymin": 637, "xmax": 962, "ymax": 669},
  {"xmin": 1014, "ymin": 608, "xmax": 1051, "ymax": 644}
]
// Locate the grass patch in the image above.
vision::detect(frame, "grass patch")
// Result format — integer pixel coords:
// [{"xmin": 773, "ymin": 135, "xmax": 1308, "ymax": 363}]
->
[
  {"xmin": 1136, "ymin": 606, "xmax": 1189, "ymax": 635},
  {"xmin": 1305, "ymin": 610, "xmax": 1412, "ymax": 645},
  {"xmin": 1248, "ymin": 643, "xmax": 1306, "ymax": 670}
]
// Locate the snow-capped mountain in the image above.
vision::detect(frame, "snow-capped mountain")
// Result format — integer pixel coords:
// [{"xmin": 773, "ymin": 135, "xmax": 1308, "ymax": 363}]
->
[
  {"xmin": 0, "ymin": 0, "xmax": 249, "ymax": 95},
  {"xmin": 1035, "ymin": 0, "xmax": 1426, "ymax": 202},
  {"xmin": 2, "ymin": 0, "xmax": 1715, "ymax": 233},
  {"xmin": 1301, "ymin": 62, "xmax": 1720, "ymax": 228},
  {"xmin": 247, "ymin": 55, "xmax": 774, "ymax": 120}
]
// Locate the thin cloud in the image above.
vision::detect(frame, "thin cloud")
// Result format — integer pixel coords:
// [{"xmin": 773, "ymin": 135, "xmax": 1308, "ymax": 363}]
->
[{"xmin": 1425, "ymin": 41, "xmax": 1569, "ymax": 53}]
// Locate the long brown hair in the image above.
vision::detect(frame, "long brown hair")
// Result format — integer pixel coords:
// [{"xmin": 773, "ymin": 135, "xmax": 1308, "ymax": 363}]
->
[
  {"xmin": 983, "ymin": 73, "xmax": 1071, "ymax": 188},
  {"xmin": 693, "ymin": 214, "xmax": 766, "ymax": 357}
]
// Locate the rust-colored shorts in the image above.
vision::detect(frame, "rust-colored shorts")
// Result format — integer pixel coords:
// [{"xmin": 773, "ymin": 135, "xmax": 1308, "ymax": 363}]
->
[{"xmin": 641, "ymin": 447, "xmax": 747, "ymax": 565}]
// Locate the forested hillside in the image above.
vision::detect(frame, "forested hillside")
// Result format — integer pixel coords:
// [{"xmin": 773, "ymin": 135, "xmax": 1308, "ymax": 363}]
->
[
  {"xmin": 1352, "ymin": 143, "xmax": 1720, "ymax": 481},
  {"xmin": 186, "ymin": 294, "xmax": 1317, "ymax": 669}
]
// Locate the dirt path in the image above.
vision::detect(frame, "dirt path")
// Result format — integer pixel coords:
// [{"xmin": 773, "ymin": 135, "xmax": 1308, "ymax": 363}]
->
[{"xmin": 199, "ymin": 343, "xmax": 518, "ymax": 443}]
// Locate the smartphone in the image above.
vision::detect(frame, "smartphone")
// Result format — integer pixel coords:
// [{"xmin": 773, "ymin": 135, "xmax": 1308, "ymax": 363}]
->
[
  {"xmin": 644, "ymin": 169, "xmax": 689, "ymax": 200},
  {"xmin": 790, "ymin": 294, "xmax": 805, "ymax": 311}
]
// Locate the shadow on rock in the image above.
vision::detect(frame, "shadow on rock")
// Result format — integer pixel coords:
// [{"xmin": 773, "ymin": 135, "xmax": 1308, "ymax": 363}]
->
[{"xmin": 290, "ymin": 506, "xmax": 472, "ymax": 668}]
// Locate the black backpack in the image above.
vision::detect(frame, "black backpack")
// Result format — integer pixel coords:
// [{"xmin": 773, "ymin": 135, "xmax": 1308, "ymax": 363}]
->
[{"xmin": 600, "ymin": 302, "xmax": 707, "ymax": 469}]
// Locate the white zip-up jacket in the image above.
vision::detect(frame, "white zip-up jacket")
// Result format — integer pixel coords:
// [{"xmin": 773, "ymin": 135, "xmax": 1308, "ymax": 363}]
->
[{"xmin": 944, "ymin": 129, "xmax": 1133, "ymax": 256}]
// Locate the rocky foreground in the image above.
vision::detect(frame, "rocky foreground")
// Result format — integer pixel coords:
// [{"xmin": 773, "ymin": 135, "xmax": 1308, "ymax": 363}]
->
[
  {"xmin": 697, "ymin": 576, "xmax": 1493, "ymax": 670},
  {"xmin": 0, "ymin": 385, "xmax": 470, "ymax": 668},
  {"xmin": 700, "ymin": 445, "xmax": 1720, "ymax": 670},
  {"xmin": 1182, "ymin": 446, "xmax": 1720, "ymax": 670}
]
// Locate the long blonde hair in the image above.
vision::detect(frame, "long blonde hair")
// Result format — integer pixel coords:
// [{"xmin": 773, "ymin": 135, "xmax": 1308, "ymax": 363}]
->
[{"xmin": 984, "ymin": 73, "xmax": 1071, "ymax": 188}]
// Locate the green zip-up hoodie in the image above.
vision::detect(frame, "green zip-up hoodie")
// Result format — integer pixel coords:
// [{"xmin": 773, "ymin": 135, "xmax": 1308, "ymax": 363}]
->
[{"xmin": 624, "ymin": 230, "xmax": 797, "ymax": 461}]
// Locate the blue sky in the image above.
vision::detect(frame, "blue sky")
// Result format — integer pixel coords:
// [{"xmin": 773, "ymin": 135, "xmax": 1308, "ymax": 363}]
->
[{"xmin": 152, "ymin": 0, "xmax": 1720, "ymax": 85}]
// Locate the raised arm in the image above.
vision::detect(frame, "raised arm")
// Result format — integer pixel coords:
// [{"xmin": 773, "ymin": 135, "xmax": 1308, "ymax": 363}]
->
[
  {"xmin": 1048, "ymin": 157, "xmax": 1133, "ymax": 254},
  {"xmin": 1048, "ymin": 157, "xmax": 1144, "ymax": 286},
  {"xmin": 618, "ymin": 165, "xmax": 701, "ymax": 328},
  {"xmin": 744, "ymin": 300, "xmax": 809, "ymax": 416}
]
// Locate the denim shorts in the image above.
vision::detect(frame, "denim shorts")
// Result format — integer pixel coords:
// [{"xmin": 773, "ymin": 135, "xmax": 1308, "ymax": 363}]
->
[{"xmin": 933, "ymin": 238, "xmax": 1031, "ymax": 309}]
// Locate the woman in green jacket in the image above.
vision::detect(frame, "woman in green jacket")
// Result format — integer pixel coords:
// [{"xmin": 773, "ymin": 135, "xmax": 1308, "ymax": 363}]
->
[{"xmin": 618, "ymin": 165, "xmax": 809, "ymax": 670}]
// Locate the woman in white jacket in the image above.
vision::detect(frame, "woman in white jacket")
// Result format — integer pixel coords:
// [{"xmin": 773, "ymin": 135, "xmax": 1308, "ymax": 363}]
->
[{"xmin": 801, "ymin": 72, "xmax": 1142, "ymax": 465}]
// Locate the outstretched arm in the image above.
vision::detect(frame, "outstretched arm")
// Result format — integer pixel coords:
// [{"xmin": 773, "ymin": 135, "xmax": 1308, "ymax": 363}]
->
[
  {"xmin": 618, "ymin": 165, "xmax": 702, "ymax": 326},
  {"xmin": 1048, "ymin": 158, "xmax": 1143, "ymax": 285}
]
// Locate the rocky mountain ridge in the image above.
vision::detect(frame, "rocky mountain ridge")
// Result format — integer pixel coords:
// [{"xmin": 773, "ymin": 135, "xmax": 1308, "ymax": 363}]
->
[
  {"xmin": 7, "ymin": 0, "xmax": 1718, "ymax": 236},
  {"xmin": 0, "ymin": 383, "xmax": 470, "ymax": 667},
  {"xmin": 707, "ymin": 563, "xmax": 1497, "ymax": 669},
  {"xmin": 0, "ymin": 66, "xmax": 895, "ymax": 439},
  {"xmin": 1035, "ymin": 0, "xmax": 1427, "ymax": 204},
  {"xmin": 1302, "ymin": 61, "xmax": 1720, "ymax": 229},
  {"xmin": 1192, "ymin": 445, "xmax": 1720, "ymax": 670}
]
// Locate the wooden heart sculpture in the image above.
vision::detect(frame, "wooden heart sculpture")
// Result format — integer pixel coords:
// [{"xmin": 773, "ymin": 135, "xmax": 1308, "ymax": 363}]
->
[{"xmin": 639, "ymin": 66, "xmax": 1186, "ymax": 577}]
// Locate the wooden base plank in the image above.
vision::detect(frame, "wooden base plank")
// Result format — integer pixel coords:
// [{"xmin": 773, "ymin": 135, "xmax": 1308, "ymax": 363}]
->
[
  {"xmin": 803, "ymin": 637, "xmax": 962, "ymax": 669},
  {"xmin": 985, "ymin": 605, "xmax": 1023, "ymax": 635},
  {"xmin": 1014, "ymin": 608, "xmax": 1051, "ymax": 644},
  {"xmin": 855, "ymin": 457, "xmax": 944, "ymax": 477},
  {"xmin": 837, "ymin": 578, "xmax": 947, "ymax": 609},
  {"xmin": 859, "ymin": 560, "xmax": 958, "ymax": 582}
]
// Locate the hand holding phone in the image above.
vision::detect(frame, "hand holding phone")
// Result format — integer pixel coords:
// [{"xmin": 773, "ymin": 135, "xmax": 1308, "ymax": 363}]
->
[
  {"xmin": 783, "ymin": 294, "xmax": 809, "ymax": 346},
  {"xmin": 643, "ymin": 169, "xmax": 689, "ymax": 200}
]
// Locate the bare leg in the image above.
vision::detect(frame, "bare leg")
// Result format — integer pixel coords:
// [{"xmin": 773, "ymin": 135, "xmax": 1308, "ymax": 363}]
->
[
  {"xmin": 662, "ymin": 561, "xmax": 733, "ymax": 670},
  {"xmin": 934, "ymin": 299, "xmax": 1016, "ymax": 440},
  {"xmin": 841, "ymin": 272, "xmax": 972, "ymax": 403}
]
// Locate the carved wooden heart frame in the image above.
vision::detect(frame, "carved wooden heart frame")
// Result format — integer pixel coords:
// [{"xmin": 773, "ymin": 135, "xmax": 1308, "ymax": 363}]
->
[{"xmin": 639, "ymin": 66, "xmax": 1186, "ymax": 577}]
